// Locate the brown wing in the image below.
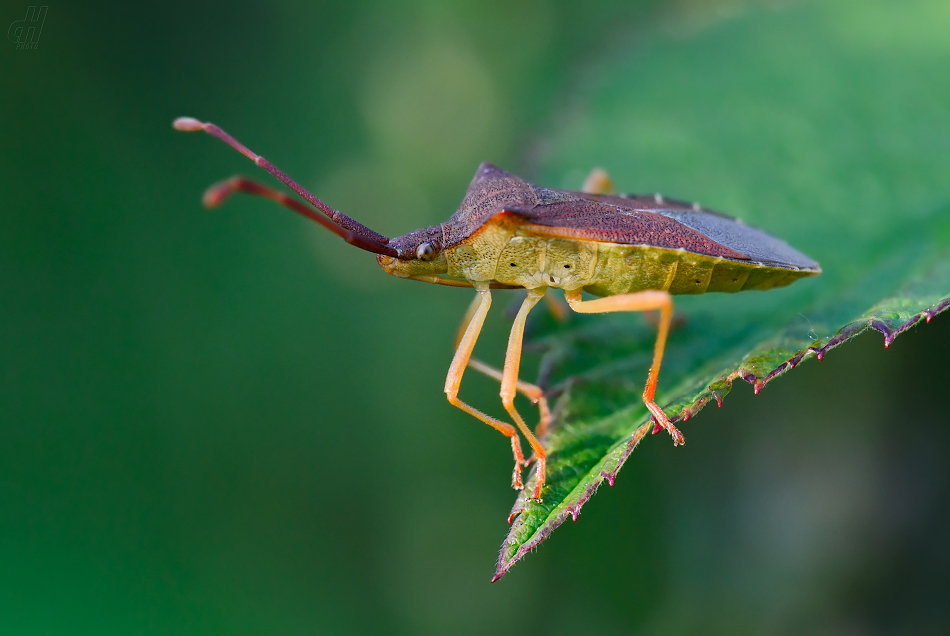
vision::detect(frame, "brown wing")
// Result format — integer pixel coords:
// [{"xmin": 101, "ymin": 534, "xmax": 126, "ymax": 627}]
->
[
  {"xmin": 515, "ymin": 199, "xmax": 751, "ymax": 261},
  {"xmin": 446, "ymin": 163, "xmax": 819, "ymax": 271},
  {"xmin": 552, "ymin": 190, "xmax": 820, "ymax": 271}
]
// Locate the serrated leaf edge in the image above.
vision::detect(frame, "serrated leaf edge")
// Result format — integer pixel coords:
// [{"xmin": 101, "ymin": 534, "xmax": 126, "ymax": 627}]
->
[{"xmin": 492, "ymin": 298, "xmax": 950, "ymax": 581}]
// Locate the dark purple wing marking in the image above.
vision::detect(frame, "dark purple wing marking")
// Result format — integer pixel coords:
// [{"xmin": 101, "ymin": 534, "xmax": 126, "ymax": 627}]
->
[
  {"xmin": 646, "ymin": 207, "xmax": 819, "ymax": 271},
  {"xmin": 445, "ymin": 163, "xmax": 819, "ymax": 271},
  {"xmin": 515, "ymin": 200, "xmax": 751, "ymax": 261},
  {"xmin": 560, "ymin": 190, "xmax": 819, "ymax": 271}
]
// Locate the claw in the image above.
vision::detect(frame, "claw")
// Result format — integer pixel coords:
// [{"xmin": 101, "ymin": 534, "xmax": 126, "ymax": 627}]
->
[
  {"xmin": 512, "ymin": 469, "xmax": 524, "ymax": 490},
  {"xmin": 646, "ymin": 403, "xmax": 685, "ymax": 446},
  {"xmin": 526, "ymin": 457, "xmax": 546, "ymax": 502},
  {"xmin": 668, "ymin": 423, "xmax": 685, "ymax": 446}
]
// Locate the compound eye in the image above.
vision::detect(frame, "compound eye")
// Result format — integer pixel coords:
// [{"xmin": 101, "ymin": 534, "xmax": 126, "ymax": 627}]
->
[{"xmin": 416, "ymin": 242, "xmax": 435, "ymax": 261}]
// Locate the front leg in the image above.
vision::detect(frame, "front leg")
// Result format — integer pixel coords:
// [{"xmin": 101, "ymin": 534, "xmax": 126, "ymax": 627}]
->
[
  {"xmin": 500, "ymin": 288, "xmax": 549, "ymax": 502},
  {"xmin": 444, "ymin": 282, "xmax": 526, "ymax": 490}
]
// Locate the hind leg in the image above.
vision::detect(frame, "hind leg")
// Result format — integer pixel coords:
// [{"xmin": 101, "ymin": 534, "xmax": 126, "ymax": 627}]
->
[{"xmin": 564, "ymin": 288, "xmax": 684, "ymax": 446}]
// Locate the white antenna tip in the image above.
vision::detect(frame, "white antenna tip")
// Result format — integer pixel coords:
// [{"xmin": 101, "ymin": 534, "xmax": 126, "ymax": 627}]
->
[{"xmin": 173, "ymin": 116, "xmax": 204, "ymax": 132}]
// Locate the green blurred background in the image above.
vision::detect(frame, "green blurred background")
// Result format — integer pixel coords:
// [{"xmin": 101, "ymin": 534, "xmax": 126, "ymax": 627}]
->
[{"xmin": 3, "ymin": 0, "xmax": 949, "ymax": 634}]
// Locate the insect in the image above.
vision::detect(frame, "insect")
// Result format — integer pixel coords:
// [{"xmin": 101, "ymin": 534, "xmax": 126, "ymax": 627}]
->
[{"xmin": 174, "ymin": 116, "xmax": 820, "ymax": 503}]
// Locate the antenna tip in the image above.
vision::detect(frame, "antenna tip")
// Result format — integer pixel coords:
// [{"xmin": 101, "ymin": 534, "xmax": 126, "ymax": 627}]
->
[
  {"xmin": 173, "ymin": 116, "xmax": 205, "ymax": 132},
  {"xmin": 202, "ymin": 178, "xmax": 235, "ymax": 208}
]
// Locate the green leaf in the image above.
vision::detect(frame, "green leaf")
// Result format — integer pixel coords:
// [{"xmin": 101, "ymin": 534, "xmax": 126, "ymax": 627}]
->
[{"xmin": 495, "ymin": 0, "xmax": 950, "ymax": 581}]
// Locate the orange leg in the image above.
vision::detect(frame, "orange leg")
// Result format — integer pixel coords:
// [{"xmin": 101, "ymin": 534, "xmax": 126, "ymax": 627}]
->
[
  {"xmin": 543, "ymin": 291, "xmax": 570, "ymax": 323},
  {"xmin": 445, "ymin": 283, "xmax": 526, "ymax": 489},
  {"xmin": 454, "ymin": 293, "xmax": 551, "ymax": 438},
  {"xmin": 500, "ymin": 288, "xmax": 548, "ymax": 501},
  {"xmin": 582, "ymin": 168, "xmax": 616, "ymax": 195},
  {"xmin": 465, "ymin": 359, "xmax": 552, "ymax": 439},
  {"xmin": 564, "ymin": 289, "xmax": 684, "ymax": 446}
]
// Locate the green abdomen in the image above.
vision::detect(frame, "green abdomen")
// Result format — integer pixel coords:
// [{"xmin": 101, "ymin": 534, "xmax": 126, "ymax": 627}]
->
[
  {"xmin": 449, "ymin": 227, "xmax": 813, "ymax": 295},
  {"xmin": 584, "ymin": 243, "xmax": 812, "ymax": 296}
]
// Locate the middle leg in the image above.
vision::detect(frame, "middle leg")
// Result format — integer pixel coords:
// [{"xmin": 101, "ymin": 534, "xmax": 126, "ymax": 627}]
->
[
  {"xmin": 500, "ymin": 288, "xmax": 549, "ymax": 501},
  {"xmin": 445, "ymin": 283, "xmax": 527, "ymax": 490}
]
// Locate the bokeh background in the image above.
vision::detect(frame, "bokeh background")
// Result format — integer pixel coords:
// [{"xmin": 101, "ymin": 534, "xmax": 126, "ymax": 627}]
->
[{"xmin": 3, "ymin": 0, "xmax": 949, "ymax": 634}]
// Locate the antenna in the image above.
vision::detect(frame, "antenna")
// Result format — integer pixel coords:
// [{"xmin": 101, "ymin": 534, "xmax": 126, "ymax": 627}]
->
[{"xmin": 174, "ymin": 117, "xmax": 398, "ymax": 257}]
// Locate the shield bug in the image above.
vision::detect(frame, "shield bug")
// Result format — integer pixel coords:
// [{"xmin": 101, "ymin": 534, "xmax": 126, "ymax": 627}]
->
[{"xmin": 174, "ymin": 117, "xmax": 820, "ymax": 503}]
